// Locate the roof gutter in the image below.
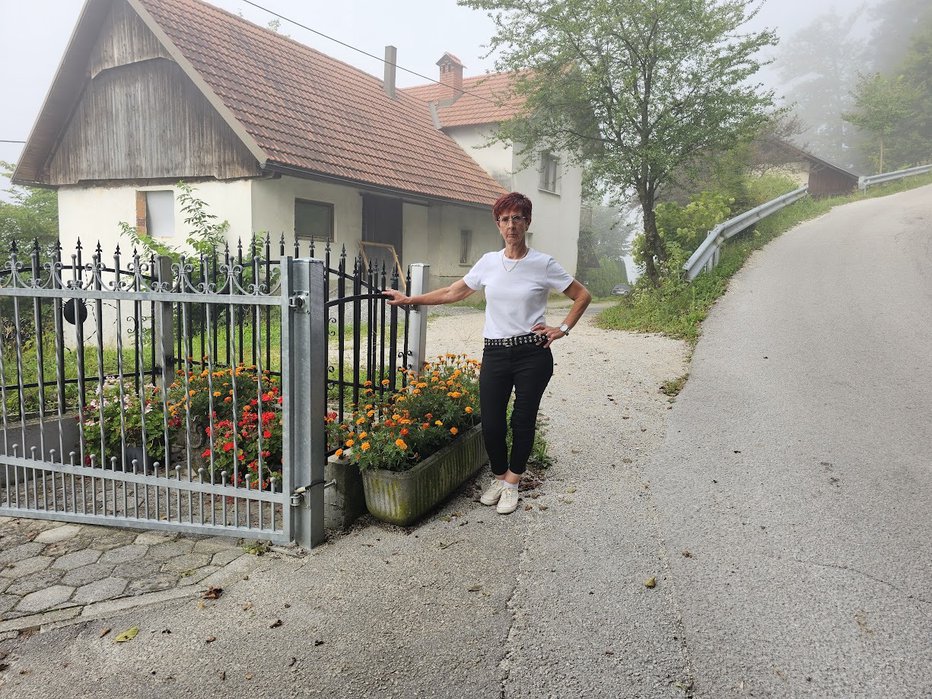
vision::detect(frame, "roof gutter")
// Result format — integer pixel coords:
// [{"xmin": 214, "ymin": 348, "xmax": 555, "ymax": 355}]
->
[
  {"xmin": 262, "ymin": 161, "xmax": 492, "ymax": 211},
  {"xmin": 261, "ymin": 162, "xmax": 495, "ymax": 211}
]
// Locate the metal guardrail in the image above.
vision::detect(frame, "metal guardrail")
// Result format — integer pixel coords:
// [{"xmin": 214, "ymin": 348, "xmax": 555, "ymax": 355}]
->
[
  {"xmin": 858, "ymin": 164, "xmax": 932, "ymax": 190},
  {"xmin": 683, "ymin": 186, "xmax": 808, "ymax": 280}
]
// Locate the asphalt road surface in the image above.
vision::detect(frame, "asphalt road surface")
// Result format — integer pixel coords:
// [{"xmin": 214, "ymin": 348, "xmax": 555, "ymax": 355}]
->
[
  {"xmin": 648, "ymin": 183, "xmax": 932, "ymax": 696},
  {"xmin": 1, "ymin": 185, "xmax": 928, "ymax": 698}
]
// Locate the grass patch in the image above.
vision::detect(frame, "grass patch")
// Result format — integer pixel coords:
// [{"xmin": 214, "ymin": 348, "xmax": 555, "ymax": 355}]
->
[
  {"xmin": 598, "ymin": 172, "xmax": 932, "ymax": 345},
  {"xmin": 660, "ymin": 374, "xmax": 689, "ymax": 398}
]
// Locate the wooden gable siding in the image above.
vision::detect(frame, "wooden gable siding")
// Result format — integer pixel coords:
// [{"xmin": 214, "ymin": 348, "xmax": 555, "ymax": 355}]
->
[{"xmin": 46, "ymin": 1, "xmax": 259, "ymax": 185}]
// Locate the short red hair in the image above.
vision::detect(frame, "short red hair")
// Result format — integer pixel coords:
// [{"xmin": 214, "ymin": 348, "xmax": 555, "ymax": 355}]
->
[{"xmin": 493, "ymin": 192, "xmax": 532, "ymax": 220}]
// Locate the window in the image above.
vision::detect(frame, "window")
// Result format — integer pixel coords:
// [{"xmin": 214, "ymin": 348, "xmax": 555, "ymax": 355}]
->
[
  {"xmin": 539, "ymin": 151, "xmax": 561, "ymax": 194},
  {"xmin": 295, "ymin": 199, "xmax": 334, "ymax": 242},
  {"xmin": 459, "ymin": 229, "xmax": 472, "ymax": 265},
  {"xmin": 136, "ymin": 190, "xmax": 176, "ymax": 238}
]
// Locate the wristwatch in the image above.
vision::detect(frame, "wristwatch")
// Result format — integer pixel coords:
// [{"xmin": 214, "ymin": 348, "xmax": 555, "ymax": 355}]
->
[{"xmin": 559, "ymin": 323, "xmax": 570, "ymax": 335}]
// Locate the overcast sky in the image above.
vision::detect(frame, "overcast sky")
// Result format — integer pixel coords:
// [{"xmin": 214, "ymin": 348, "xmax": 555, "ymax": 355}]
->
[{"xmin": 1, "ymin": 0, "xmax": 854, "ymax": 190}]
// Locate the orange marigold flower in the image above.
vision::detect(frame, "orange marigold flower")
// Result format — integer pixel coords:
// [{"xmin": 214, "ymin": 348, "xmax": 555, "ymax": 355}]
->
[
  {"xmin": 465, "ymin": 406, "xmax": 473, "ymax": 414},
  {"xmin": 381, "ymin": 379, "xmax": 390, "ymax": 386},
  {"xmin": 361, "ymin": 442, "xmax": 371, "ymax": 451},
  {"xmin": 345, "ymin": 439, "xmax": 355, "ymax": 448},
  {"xmin": 400, "ymin": 428, "xmax": 409, "ymax": 436},
  {"xmin": 395, "ymin": 438, "xmax": 408, "ymax": 450},
  {"xmin": 335, "ymin": 449, "xmax": 343, "ymax": 458},
  {"xmin": 359, "ymin": 431, "xmax": 368, "ymax": 439},
  {"xmin": 450, "ymin": 427, "xmax": 458, "ymax": 436},
  {"xmin": 434, "ymin": 420, "xmax": 443, "ymax": 426}
]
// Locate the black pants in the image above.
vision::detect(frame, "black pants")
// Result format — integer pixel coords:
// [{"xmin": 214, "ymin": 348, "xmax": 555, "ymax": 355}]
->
[{"xmin": 480, "ymin": 343, "xmax": 554, "ymax": 476}]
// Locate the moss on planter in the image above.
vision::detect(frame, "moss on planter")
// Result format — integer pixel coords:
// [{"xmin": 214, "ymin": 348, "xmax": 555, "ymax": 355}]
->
[{"xmin": 361, "ymin": 424, "xmax": 487, "ymax": 526}]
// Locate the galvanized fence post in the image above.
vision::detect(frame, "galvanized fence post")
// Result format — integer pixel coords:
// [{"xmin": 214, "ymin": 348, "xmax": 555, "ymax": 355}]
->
[
  {"xmin": 155, "ymin": 256, "xmax": 175, "ymax": 377},
  {"xmin": 285, "ymin": 258, "xmax": 327, "ymax": 549},
  {"xmin": 407, "ymin": 263, "xmax": 430, "ymax": 372}
]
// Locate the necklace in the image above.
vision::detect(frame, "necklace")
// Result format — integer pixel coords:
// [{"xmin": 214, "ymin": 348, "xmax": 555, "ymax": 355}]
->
[{"xmin": 501, "ymin": 248, "xmax": 528, "ymax": 272}]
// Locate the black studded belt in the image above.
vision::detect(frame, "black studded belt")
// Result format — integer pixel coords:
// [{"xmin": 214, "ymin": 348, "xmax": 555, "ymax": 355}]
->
[{"xmin": 484, "ymin": 333, "xmax": 545, "ymax": 348}]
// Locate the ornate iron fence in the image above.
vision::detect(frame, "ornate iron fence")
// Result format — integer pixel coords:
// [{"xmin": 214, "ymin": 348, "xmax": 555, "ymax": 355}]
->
[{"xmin": 0, "ymin": 237, "xmax": 421, "ymax": 547}]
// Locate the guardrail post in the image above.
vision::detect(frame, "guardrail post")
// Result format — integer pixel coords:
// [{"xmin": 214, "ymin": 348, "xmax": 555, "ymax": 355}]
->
[
  {"xmin": 407, "ymin": 263, "xmax": 430, "ymax": 372},
  {"xmin": 286, "ymin": 258, "xmax": 327, "ymax": 549}
]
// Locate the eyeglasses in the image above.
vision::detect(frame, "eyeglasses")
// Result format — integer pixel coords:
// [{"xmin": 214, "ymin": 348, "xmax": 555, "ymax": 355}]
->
[{"xmin": 496, "ymin": 215, "xmax": 528, "ymax": 223}]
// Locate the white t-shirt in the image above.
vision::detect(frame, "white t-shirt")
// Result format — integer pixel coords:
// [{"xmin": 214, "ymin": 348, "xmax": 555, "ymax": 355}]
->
[{"xmin": 463, "ymin": 248, "xmax": 574, "ymax": 339}]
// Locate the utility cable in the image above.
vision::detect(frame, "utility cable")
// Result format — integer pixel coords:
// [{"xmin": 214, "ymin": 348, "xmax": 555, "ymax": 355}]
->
[{"xmin": 236, "ymin": 0, "xmax": 503, "ymax": 107}]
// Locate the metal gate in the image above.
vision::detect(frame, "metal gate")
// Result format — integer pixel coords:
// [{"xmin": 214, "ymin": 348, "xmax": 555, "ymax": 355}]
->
[{"xmin": 0, "ymin": 238, "xmax": 424, "ymax": 548}]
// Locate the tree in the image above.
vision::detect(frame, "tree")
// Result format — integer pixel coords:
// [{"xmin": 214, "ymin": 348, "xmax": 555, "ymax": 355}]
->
[
  {"xmin": 844, "ymin": 9, "xmax": 932, "ymax": 171},
  {"xmin": 843, "ymin": 73, "xmax": 916, "ymax": 172},
  {"xmin": 775, "ymin": 8, "xmax": 865, "ymax": 169},
  {"xmin": 867, "ymin": 0, "xmax": 932, "ymax": 74},
  {"xmin": 0, "ymin": 161, "xmax": 58, "ymax": 254},
  {"xmin": 460, "ymin": 0, "xmax": 777, "ymax": 284}
]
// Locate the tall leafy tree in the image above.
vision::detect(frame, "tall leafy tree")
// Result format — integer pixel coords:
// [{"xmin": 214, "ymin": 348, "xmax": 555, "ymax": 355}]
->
[
  {"xmin": 459, "ymin": 0, "xmax": 777, "ymax": 284},
  {"xmin": 775, "ymin": 8, "xmax": 865, "ymax": 169},
  {"xmin": 867, "ymin": 0, "xmax": 932, "ymax": 74},
  {"xmin": 845, "ymin": 8, "xmax": 932, "ymax": 171},
  {"xmin": 0, "ymin": 162, "xmax": 59, "ymax": 254},
  {"xmin": 843, "ymin": 73, "xmax": 917, "ymax": 172}
]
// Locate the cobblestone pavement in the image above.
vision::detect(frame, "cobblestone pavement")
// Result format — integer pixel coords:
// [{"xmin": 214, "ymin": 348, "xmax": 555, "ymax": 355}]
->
[{"xmin": 0, "ymin": 516, "xmax": 287, "ymax": 633}]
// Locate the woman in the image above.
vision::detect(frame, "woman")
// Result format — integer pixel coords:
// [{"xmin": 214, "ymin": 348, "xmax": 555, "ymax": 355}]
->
[{"xmin": 383, "ymin": 192, "xmax": 591, "ymax": 514}]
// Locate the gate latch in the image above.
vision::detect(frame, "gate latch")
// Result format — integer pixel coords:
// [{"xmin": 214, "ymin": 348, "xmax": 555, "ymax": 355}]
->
[
  {"xmin": 290, "ymin": 479, "xmax": 335, "ymax": 506},
  {"xmin": 289, "ymin": 293, "xmax": 309, "ymax": 314}
]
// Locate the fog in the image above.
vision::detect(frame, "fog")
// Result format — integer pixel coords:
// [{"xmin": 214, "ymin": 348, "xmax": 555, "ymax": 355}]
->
[{"xmin": 1, "ymin": 0, "xmax": 924, "ymax": 192}]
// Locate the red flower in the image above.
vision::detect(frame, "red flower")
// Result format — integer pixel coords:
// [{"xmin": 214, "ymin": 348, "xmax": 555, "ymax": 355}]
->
[{"xmin": 223, "ymin": 441, "xmax": 234, "ymax": 452}]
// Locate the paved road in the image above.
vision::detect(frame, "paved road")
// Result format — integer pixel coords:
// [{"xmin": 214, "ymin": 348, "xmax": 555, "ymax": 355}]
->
[
  {"xmin": 648, "ymin": 183, "xmax": 932, "ymax": 696},
  {"xmin": 0, "ymin": 185, "xmax": 929, "ymax": 698}
]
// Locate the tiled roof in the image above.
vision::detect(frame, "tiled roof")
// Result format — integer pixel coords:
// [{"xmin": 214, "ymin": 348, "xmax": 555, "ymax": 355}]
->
[
  {"xmin": 404, "ymin": 72, "xmax": 526, "ymax": 129},
  {"xmin": 135, "ymin": 0, "xmax": 505, "ymax": 206}
]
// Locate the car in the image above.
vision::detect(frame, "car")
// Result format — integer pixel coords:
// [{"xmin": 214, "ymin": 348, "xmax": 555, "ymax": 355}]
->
[{"xmin": 610, "ymin": 283, "xmax": 631, "ymax": 296}]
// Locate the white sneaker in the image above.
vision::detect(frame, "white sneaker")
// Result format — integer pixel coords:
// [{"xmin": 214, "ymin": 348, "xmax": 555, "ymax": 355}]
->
[
  {"xmin": 496, "ymin": 487, "xmax": 519, "ymax": 514},
  {"xmin": 480, "ymin": 478, "xmax": 506, "ymax": 506}
]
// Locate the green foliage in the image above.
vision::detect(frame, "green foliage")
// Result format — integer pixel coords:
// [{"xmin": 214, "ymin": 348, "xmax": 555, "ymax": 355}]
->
[
  {"xmin": 580, "ymin": 255, "xmax": 628, "ymax": 298},
  {"xmin": 598, "ymin": 171, "xmax": 932, "ymax": 343},
  {"xmin": 120, "ymin": 181, "xmax": 229, "ymax": 260},
  {"xmin": 460, "ymin": 0, "xmax": 778, "ymax": 284},
  {"xmin": 632, "ymin": 191, "xmax": 733, "ymax": 281},
  {"xmin": 775, "ymin": 9, "xmax": 866, "ymax": 169},
  {"xmin": 329, "ymin": 355, "xmax": 481, "ymax": 472},
  {"xmin": 845, "ymin": 8, "xmax": 932, "ymax": 171},
  {"xmin": 79, "ymin": 379, "xmax": 166, "ymax": 466},
  {"xmin": 844, "ymin": 73, "xmax": 919, "ymax": 172},
  {"xmin": 0, "ymin": 161, "xmax": 58, "ymax": 254}
]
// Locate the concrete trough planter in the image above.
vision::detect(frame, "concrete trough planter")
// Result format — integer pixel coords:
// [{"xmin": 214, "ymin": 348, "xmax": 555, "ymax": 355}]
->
[{"xmin": 361, "ymin": 424, "xmax": 488, "ymax": 526}]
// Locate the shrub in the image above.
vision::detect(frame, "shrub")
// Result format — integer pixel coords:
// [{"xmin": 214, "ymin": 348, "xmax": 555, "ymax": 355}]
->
[
  {"xmin": 329, "ymin": 354, "xmax": 481, "ymax": 472},
  {"xmin": 79, "ymin": 378, "xmax": 166, "ymax": 467}
]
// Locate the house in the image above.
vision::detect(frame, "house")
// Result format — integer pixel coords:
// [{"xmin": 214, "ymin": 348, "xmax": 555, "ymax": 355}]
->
[
  {"xmin": 405, "ymin": 54, "xmax": 583, "ymax": 276},
  {"xmin": 765, "ymin": 141, "xmax": 861, "ymax": 198},
  {"xmin": 13, "ymin": 0, "xmax": 583, "ymax": 289}
]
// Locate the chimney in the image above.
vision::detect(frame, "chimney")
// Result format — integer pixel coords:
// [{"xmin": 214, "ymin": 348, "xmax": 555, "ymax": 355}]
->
[
  {"xmin": 437, "ymin": 52, "xmax": 464, "ymax": 95},
  {"xmin": 383, "ymin": 45, "xmax": 397, "ymax": 99}
]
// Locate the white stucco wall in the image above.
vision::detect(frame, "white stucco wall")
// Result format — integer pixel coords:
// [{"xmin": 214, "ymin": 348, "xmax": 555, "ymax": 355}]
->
[
  {"xmin": 445, "ymin": 126, "xmax": 514, "ymax": 190},
  {"xmin": 250, "ymin": 176, "xmax": 363, "ymax": 258},
  {"xmin": 512, "ymin": 152, "xmax": 583, "ymax": 278},
  {"xmin": 443, "ymin": 128, "xmax": 584, "ymax": 277},
  {"xmin": 57, "ymin": 179, "xmax": 254, "ymax": 258},
  {"xmin": 56, "ymin": 175, "xmax": 502, "ymax": 296}
]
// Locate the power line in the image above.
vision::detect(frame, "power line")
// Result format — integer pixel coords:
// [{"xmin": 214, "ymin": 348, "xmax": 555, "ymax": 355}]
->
[
  {"xmin": 0, "ymin": 140, "xmax": 26, "ymax": 144},
  {"xmin": 237, "ymin": 0, "xmax": 502, "ymax": 107}
]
